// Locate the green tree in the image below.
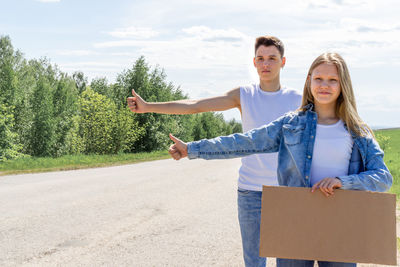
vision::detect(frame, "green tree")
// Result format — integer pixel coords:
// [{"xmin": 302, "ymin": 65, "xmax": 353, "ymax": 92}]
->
[
  {"xmin": 114, "ymin": 56, "xmax": 150, "ymax": 107},
  {"xmin": 116, "ymin": 56, "xmax": 189, "ymax": 151},
  {"xmin": 0, "ymin": 35, "xmax": 20, "ymax": 107},
  {"xmin": 73, "ymin": 71, "xmax": 88, "ymax": 94},
  {"xmin": 13, "ymin": 58, "xmax": 35, "ymax": 153},
  {"xmin": 52, "ymin": 74, "xmax": 79, "ymax": 156},
  {"xmin": 0, "ymin": 104, "xmax": 22, "ymax": 161},
  {"xmin": 192, "ymin": 112, "xmax": 226, "ymax": 140},
  {"xmin": 90, "ymin": 77, "xmax": 111, "ymax": 98},
  {"xmin": 13, "ymin": 58, "xmax": 59, "ymax": 155},
  {"xmin": 30, "ymin": 77, "xmax": 55, "ymax": 156},
  {"xmin": 226, "ymin": 118, "xmax": 242, "ymax": 134},
  {"xmin": 0, "ymin": 35, "xmax": 27, "ymax": 156},
  {"xmin": 1, "ymin": 36, "xmax": 242, "ymax": 157}
]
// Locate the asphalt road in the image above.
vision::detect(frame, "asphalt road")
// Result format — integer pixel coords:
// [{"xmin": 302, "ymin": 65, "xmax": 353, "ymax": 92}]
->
[
  {"xmin": 1, "ymin": 158, "xmax": 398, "ymax": 266},
  {"xmin": 0, "ymin": 158, "xmax": 251, "ymax": 266}
]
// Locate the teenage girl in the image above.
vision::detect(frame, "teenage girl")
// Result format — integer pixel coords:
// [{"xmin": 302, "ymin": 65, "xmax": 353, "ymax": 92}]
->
[{"xmin": 168, "ymin": 52, "xmax": 392, "ymax": 267}]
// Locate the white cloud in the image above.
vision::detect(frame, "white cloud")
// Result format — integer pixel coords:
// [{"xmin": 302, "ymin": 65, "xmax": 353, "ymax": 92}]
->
[
  {"xmin": 99, "ymin": 26, "xmax": 248, "ymax": 48},
  {"xmin": 182, "ymin": 26, "xmax": 247, "ymax": 42},
  {"xmin": 94, "ymin": 40, "xmax": 155, "ymax": 48},
  {"xmin": 340, "ymin": 18, "xmax": 400, "ymax": 33},
  {"xmin": 56, "ymin": 50, "xmax": 98, "ymax": 56},
  {"xmin": 94, "ymin": 26, "xmax": 253, "ymax": 70},
  {"xmin": 60, "ymin": 61, "xmax": 121, "ymax": 68},
  {"xmin": 110, "ymin": 52, "xmax": 137, "ymax": 56},
  {"xmin": 35, "ymin": 0, "xmax": 60, "ymax": 2},
  {"xmin": 279, "ymin": 16, "xmax": 400, "ymax": 72},
  {"xmin": 108, "ymin": 26, "xmax": 158, "ymax": 39},
  {"xmin": 58, "ymin": 61, "xmax": 124, "ymax": 81},
  {"xmin": 356, "ymin": 90, "xmax": 400, "ymax": 112}
]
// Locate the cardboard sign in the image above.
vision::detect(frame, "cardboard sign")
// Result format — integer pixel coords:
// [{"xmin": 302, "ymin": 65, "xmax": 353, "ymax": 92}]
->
[{"xmin": 260, "ymin": 186, "xmax": 397, "ymax": 265}]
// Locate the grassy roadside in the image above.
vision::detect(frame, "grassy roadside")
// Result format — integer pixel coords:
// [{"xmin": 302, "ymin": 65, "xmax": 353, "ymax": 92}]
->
[
  {"xmin": 375, "ymin": 129, "xmax": 400, "ymax": 199},
  {"xmin": 0, "ymin": 151, "xmax": 170, "ymax": 176},
  {"xmin": 1, "ymin": 129, "xmax": 399, "ymax": 190}
]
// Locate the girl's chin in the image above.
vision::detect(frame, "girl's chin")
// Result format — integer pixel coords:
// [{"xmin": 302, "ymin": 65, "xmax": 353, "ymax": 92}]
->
[{"xmin": 315, "ymin": 100, "xmax": 337, "ymax": 106}]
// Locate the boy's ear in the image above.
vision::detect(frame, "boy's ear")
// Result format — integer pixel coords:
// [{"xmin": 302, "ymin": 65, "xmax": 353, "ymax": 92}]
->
[
  {"xmin": 281, "ymin": 57, "xmax": 286, "ymax": 68},
  {"xmin": 253, "ymin": 57, "xmax": 257, "ymax": 68}
]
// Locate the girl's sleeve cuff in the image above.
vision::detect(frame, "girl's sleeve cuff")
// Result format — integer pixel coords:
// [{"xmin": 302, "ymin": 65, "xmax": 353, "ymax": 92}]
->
[
  {"xmin": 337, "ymin": 175, "xmax": 352, "ymax": 189},
  {"xmin": 187, "ymin": 141, "xmax": 200, "ymax": 159}
]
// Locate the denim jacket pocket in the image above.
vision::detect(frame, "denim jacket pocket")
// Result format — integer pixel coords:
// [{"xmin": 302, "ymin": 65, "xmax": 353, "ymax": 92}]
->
[{"xmin": 282, "ymin": 124, "xmax": 305, "ymax": 146}]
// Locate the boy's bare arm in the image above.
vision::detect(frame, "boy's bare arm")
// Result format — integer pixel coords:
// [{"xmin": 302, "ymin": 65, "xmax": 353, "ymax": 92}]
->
[{"xmin": 127, "ymin": 87, "xmax": 241, "ymax": 114}]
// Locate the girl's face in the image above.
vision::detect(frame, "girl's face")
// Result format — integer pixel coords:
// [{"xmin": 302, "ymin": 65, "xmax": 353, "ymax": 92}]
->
[{"xmin": 310, "ymin": 63, "xmax": 341, "ymax": 107}]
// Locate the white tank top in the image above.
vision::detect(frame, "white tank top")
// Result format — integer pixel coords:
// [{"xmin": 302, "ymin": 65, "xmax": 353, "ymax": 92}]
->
[
  {"xmin": 238, "ymin": 84, "xmax": 302, "ymax": 191},
  {"xmin": 310, "ymin": 120, "xmax": 353, "ymax": 186}
]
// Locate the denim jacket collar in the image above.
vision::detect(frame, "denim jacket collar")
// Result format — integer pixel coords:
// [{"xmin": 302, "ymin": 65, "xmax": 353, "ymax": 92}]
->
[{"xmin": 303, "ymin": 103, "xmax": 314, "ymax": 111}]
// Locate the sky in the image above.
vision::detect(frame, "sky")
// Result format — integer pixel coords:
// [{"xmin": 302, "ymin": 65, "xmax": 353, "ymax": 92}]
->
[{"xmin": 1, "ymin": 0, "xmax": 400, "ymax": 128}]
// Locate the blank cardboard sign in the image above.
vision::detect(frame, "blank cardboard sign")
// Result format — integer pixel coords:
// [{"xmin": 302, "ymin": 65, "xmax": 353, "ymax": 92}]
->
[{"xmin": 260, "ymin": 186, "xmax": 397, "ymax": 265}]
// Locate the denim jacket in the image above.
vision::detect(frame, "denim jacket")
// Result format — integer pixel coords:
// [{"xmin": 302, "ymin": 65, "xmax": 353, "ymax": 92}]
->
[{"xmin": 188, "ymin": 107, "xmax": 392, "ymax": 192}]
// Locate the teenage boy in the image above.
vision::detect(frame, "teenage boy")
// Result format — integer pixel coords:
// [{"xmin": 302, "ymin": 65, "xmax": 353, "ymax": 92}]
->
[{"xmin": 127, "ymin": 36, "xmax": 302, "ymax": 267}]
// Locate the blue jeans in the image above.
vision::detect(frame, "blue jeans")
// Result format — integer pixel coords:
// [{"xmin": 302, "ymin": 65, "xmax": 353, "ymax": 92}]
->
[
  {"xmin": 237, "ymin": 188, "xmax": 267, "ymax": 267},
  {"xmin": 277, "ymin": 259, "xmax": 356, "ymax": 267}
]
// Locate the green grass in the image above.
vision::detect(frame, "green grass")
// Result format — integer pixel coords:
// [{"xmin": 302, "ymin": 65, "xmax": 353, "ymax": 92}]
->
[
  {"xmin": 397, "ymin": 236, "xmax": 400, "ymax": 252},
  {"xmin": 0, "ymin": 151, "xmax": 170, "ymax": 175},
  {"xmin": 375, "ymin": 128, "xmax": 400, "ymax": 199}
]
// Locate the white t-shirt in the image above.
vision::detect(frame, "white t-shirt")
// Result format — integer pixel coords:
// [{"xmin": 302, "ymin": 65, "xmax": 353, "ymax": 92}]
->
[
  {"xmin": 238, "ymin": 84, "xmax": 302, "ymax": 191},
  {"xmin": 310, "ymin": 120, "xmax": 353, "ymax": 186}
]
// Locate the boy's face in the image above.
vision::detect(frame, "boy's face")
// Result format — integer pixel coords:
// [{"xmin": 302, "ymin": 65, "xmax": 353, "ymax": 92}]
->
[{"xmin": 253, "ymin": 45, "xmax": 285, "ymax": 82}]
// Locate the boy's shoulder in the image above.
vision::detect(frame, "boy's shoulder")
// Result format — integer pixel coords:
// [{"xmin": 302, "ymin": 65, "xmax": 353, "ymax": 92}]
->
[
  {"xmin": 281, "ymin": 87, "xmax": 302, "ymax": 98},
  {"xmin": 240, "ymin": 85, "xmax": 302, "ymax": 96},
  {"xmin": 239, "ymin": 83, "xmax": 257, "ymax": 92}
]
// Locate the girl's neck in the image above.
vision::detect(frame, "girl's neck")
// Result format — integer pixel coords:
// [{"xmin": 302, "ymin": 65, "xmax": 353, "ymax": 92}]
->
[{"xmin": 315, "ymin": 103, "xmax": 339, "ymax": 125}]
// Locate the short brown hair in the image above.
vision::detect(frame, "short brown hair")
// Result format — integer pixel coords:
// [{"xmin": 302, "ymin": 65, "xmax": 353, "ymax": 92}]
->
[{"xmin": 255, "ymin": 36, "xmax": 284, "ymax": 57}]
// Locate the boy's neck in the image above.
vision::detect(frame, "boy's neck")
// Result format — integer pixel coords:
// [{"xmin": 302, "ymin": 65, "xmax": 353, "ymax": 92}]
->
[{"xmin": 259, "ymin": 79, "xmax": 281, "ymax": 92}]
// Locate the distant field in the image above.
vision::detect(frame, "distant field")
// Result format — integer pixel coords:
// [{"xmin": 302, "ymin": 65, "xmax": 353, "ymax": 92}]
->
[{"xmin": 375, "ymin": 128, "xmax": 400, "ymax": 198}]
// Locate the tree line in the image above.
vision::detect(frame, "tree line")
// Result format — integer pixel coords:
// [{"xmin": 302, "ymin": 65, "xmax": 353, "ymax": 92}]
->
[{"xmin": 0, "ymin": 36, "xmax": 242, "ymax": 161}]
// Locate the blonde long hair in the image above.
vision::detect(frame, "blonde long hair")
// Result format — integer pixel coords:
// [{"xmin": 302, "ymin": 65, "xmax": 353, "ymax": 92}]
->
[{"xmin": 299, "ymin": 52, "xmax": 373, "ymax": 137}]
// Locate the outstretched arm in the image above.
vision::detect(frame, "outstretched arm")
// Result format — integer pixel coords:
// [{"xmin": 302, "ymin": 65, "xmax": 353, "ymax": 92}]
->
[
  {"xmin": 168, "ymin": 117, "xmax": 284, "ymax": 161},
  {"xmin": 127, "ymin": 87, "xmax": 241, "ymax": 114}
]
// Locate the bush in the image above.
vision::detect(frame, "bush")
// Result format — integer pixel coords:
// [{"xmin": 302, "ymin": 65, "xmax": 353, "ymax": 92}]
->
[
  {"xmin": 78, "ymin": 88, "xmax": 144, "ymax": 154},
  {"xmin": 376, "ymin": 133, "xmax": 391, "ymax": 152}
]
